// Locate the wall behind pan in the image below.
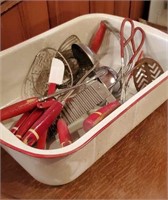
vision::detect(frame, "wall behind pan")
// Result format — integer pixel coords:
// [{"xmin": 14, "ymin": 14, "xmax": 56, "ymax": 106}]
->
[{"xmin": 1, "ymin": 0, "xmax": 145, "ymax": 50}]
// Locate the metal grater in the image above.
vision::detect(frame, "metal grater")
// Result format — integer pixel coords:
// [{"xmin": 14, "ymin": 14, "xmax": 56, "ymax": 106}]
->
[{"xmin": 61, "ymin": 80, "xmax": 115, "ymax": 125}]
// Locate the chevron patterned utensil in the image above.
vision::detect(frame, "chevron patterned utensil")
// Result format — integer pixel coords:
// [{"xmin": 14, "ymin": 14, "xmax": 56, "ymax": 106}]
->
[{"xmin": 133, "ymin": 58, "xmax": 164, "ymax": 91}]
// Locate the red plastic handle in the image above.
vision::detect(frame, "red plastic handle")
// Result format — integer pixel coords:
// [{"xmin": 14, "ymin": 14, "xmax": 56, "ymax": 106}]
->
[
  {"xmin": 83, "ymin": 100, "xmax": 121, "ymax": 132},
  {"xmin": 57, "ymin": 118, "xmax": 72, "ymax": 147},
  {"xmin": 15, "ymin": 108, "xmax": 44, "ymax": 139},
  {"xmin": 36, "ymin": 130, "xmax": 48, "ymax": 149},
  {"xmin": 22, "ymin": 100, "xmax": 63, "ymax": 146},
  {"xmin": 0, "ymin": 97, "xmax": 39, "ymax": 121},
  {"xmin": 10, "ymin": 111, "xmax": 31, "ymax": 134},
  {"xmin": 35, "ymin": 81, "xmax": 57, "ymax": 149},
  {"xmin": 89, "ymin": 21, "xmax": 107, "ymax": 53},
  {"xmin": 47, "ymin": 83, "xmax": 57, "ymax": 95}
]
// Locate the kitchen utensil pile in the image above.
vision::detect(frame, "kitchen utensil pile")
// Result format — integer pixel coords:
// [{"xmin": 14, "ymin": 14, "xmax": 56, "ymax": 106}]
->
[{"xmin": 0, "ymin": 18, "xmax": 164, "ymax": 149}]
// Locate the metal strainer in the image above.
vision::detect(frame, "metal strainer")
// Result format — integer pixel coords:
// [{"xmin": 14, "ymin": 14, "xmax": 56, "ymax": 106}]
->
[{"xmin": 22, "ymin": 35, "xmax": 81, "ymax": 98}]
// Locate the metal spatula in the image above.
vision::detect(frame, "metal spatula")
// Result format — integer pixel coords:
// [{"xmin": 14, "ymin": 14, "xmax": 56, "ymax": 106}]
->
[{"xmin": 132, "ymin": 58, "xmax": 164, "ymax": 91}]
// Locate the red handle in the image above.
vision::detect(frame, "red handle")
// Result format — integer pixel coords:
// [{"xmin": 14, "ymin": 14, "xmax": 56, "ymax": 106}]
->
[
  {"xmin": 37, "ymin": 98, "xmax": 55, "ymax": 109},
  {"xmin": 128, "ymin": 27, "xmax": 145, "ymax": 64},
  {"xmin": 16, "ymin": 108, "xmax": 44, "ymax": 139},
  {"xmin": 83, "ymin": 100, "xmax": 121, "ymax": 132},
  {"xmin": 120, "ymin": 18, "xmax": 145, "ymax": 64},
  {"xmin": 57, "ymin": 118, "xmax": 72, "ymax": 147},
  {"xmin": 10, "ymin": 111, "xmax": 31, "ymax": 134},
  {"xmin": 35, "ymin": 80, "xmax": 57, "ymax": 149},
  {"xmin": 0, "ymin": 97, "xmax": 39, "ymax": 121},
  {"xmin": 120, "ymin": 18, "xmax": 134, "ymax": 58},
  {"xmin": 22, "ymin": 100, "xmax": 63, "ymax": 146},
  {"xmin": 89, "ymin": 21, "xmax": 107, "ymax": 53},
  {"xmin": 47, "ymin": 83, "xmax": 57, "ymax": 95},
  {"xmin": 36, "ymin": 130, "xmax": 48, "ymax": 149}
]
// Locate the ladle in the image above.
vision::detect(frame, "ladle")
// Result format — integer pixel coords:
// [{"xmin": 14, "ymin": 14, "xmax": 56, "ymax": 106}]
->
[
  {"xmin": 71, "ymin": 43, "xmax": 121, "ymax": 94},
  {"xmin": 72, "ymin": 43, "xmax": 98, "ymax": 67}
]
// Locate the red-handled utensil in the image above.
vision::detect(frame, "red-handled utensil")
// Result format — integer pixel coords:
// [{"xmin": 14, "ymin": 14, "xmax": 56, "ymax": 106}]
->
[
  {"xmin": 47, "ymin": 58, "xmax": 65, "ymax": 95},
  {"xmin": 35, "ymin": 58, "xmax": 65, "ymax": 149},
  {"xmin": 0, "ymin": 84, "xmax": 85, "ymax": 122},
  {"xmin": 15, "ymin": 108, "xmax": 44, "ymax": 139},
  {"xmin": 57, "ymin": 118, "xmax": 72, "ymax": 147},
  {"xmin": 0, "ymin": 58, "xmax": 65, "ymax": 122},
  {"xmin": 22, "ymin": 100, "xmax": 63, "ymax": 146},
  {"xmin": 22, "ymin": 62, "xmax": 98, "ymax": 147},
  {"xmin": 0, "ymin": 97, "xmax": 39, "ymax": 121},
  {"xmin": 89, "ymin": 21, "xmax": 107, "ymax": 53},
  {"xmin": 10, "ymin": 111, "xmax": 31, "ymax": 134},
  {"xmin": 36, "ymin": 129, "xmax": 48, "ymax": 149},
  {"xmin": 119, "ymin": 18, "xmax": 145, "ymax": 103},
  {"xmin": 120, "ymin": 19, "xmax": 145, "ymax": 67},
  {"xmin": 0, "ymin": 60, "xmax": 97, "ymax": 124},
  {"xmin": 83, "ymin": 100, "xmax": 121, "ymax": 132}
]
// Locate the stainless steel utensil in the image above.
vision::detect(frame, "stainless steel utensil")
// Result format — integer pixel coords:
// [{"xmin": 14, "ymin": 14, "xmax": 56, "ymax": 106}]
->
[
  {"xmin": 94, "ymin": 66, "xmax": 119, "ymax": 90},
  {"xmin": 72, "ymin": 43, "xmax": 121, "ymax": 95},
  {"xmin": 22, "ymin": 35, "xmax": 81, "ymax": 98},
  {"xmin": 61, "ymin": 79, "xmax": 115, "ymax": 124},
  {"xmin": 72, "ymin": 43, "xmax": 99, "ymax": 67},
  {"xmin": 132, "ymin": 57, "xmax": 164, "ymax": 91}
]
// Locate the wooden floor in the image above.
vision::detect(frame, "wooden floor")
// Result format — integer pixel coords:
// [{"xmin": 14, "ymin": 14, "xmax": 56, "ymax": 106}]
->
[{"xmin": 1, "ymin": 101, "xmax": 167, "ymax": 199}]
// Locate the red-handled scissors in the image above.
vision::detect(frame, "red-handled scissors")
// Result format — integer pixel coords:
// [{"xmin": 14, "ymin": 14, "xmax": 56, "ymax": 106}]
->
[
  {"xmin": 120, "ymin": 18, "xmax": 145, "ymax": 73},
  {"xmin": 119, "ymin": 18, "xmax": 146, "ymax": 102}
]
